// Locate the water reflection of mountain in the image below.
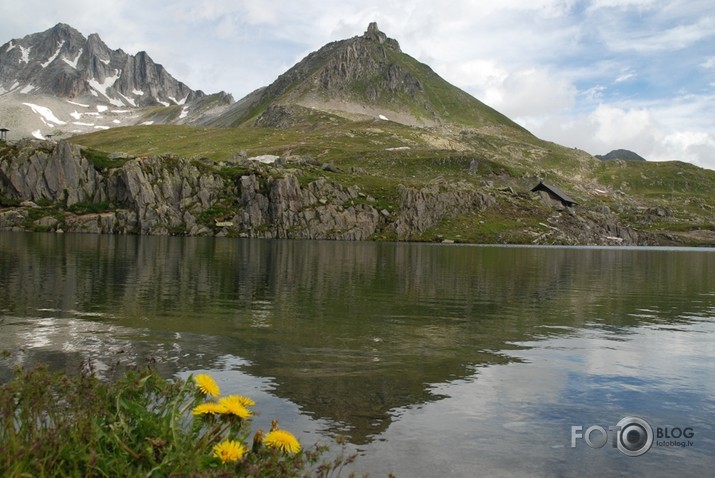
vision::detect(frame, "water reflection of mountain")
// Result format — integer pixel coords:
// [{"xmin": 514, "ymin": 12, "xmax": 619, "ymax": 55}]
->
[{"xmin": 1, "ymin": 232, "xmax": 713, "ymax": 443}]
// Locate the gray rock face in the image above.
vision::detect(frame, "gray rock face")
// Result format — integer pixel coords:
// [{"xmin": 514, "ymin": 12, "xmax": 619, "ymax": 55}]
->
[
  {"xmin": 234, "ymin": 174, "xmax": 382, "ymax": 240},
  {"xmin": 102, "ymin": 156, "xmax": 227, "ymax": 235},
  {"xmin": 0, "ymin": 139, "xmax": 101, "ymax": 206},
  {"xmin": 0, "ymin": 140, "xmax": 386, "ymax": 238},
  {"xmin": 392, "ymin": 181, "xmax": 494, "ymax": 240}
]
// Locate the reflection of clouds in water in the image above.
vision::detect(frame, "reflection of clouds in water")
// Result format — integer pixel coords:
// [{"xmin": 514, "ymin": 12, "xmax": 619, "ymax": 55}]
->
[
  {"xmin": 349, "ymin": 319, "xmax": 715, "ymax": 477},
  {"xmin": 6, "ymin": 314, "xmax": 142, "ymax": 373},
  {"xmin": 579, "ymin": 319, "xmax": 715, "ymax": 398},
  {"xmin": 1, "ymin": 312, "xmax": 209, "ymax": 376}
]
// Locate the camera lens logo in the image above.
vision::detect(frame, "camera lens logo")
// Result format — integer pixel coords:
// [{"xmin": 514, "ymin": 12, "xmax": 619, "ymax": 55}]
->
[{"xmin": 615, "ymin": 416, "xmax": 653, "ymax": 457}]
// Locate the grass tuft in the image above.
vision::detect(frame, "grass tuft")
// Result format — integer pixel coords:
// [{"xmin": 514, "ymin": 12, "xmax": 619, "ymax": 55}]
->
[{"xmin": 0, "ymin": 363, "xmax": 360, "ymax": 477}]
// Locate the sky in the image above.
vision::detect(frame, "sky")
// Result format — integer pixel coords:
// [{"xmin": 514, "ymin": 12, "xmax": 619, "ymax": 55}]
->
[{"xmin": 1, "ymin": 0, "xmax": 714, "ymax": 170}]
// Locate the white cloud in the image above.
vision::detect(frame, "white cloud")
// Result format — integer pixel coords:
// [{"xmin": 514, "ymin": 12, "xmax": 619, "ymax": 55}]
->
[
  {"xmin": 591, "ymin": 105, "xmax": 657, "ymax": 146},
  {"xmin": 483, "ymin": 68, "xmax": 578, "ymax": 120},
  {"xmin": 661, "ymin": 131, "xmax": 715, "ymax": 169}
]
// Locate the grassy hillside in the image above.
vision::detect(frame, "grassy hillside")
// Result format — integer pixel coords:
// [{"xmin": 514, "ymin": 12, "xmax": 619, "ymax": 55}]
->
[{"xmin": 67, "ymin": 122, "xmax": 714, "ymax": 246}]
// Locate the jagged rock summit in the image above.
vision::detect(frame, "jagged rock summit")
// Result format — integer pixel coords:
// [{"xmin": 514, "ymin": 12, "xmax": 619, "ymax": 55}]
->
[
  {"xmin": 208, "ymin": 22, "xmax": 524, "ymax": 132},
  {"xmin": 0, "ymin": 23, "xmax": 233, "ymax": 139}
]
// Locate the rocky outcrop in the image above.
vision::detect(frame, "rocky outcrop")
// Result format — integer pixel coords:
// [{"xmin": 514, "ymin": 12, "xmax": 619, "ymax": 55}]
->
[
  {"xmin": 0, "ymin": 140, "xmax": 388, "ymax": 239},
  {"xmin": 392, "ymin": 180, "xmax": 494, "ymax": 240},
  {"xmin": 531, "ymin": 209, "xmax": 645, "ymax": 246},
  {"xmin": 0, "ymin": 139, "xmax": 102, "ymax": 206},
  {"xmin": 234, "ymin": 174, "xmax": 382, "ymax": 240}
]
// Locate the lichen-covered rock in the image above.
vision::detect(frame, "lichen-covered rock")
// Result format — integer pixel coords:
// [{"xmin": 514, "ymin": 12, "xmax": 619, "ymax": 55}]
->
[{"xmin": 0, "ymin": 208, "xmax": 28, "ymax": 230}]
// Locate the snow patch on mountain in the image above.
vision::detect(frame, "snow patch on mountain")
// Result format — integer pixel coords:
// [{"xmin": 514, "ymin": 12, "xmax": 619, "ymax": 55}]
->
[
  {"xmin": 88, "ymin": 71, "xmax": 124, "ymax": 107},
  {"xmin": 169, "ymin": 95, "xmax": 188, "ymax": 105},
  {"xmin": 62, "ymin": 48, "xmax": 83, "ymax": 69},
  {"xmin": 23, "ymin": 102, "xmax": 67, "ymax": 125},
  {"xmin": 67, "ymin": 100, "xmax": 90, "ymax": 108},
  {"xmin": 119, "ymin": 92, "xmax": 137, "ymax": 107},
  {"xmin": 18, "ymin": 45, "xmax": 31, "ymax": 64},
  {"xmin": 41, "ymin": 41, "xmax": 64, "ymax": 68}
]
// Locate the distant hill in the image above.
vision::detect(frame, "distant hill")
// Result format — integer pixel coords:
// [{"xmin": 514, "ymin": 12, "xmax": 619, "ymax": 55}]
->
[{"xmin": 596, "ymin": 149, "xmax": 647, "ymax": 161}]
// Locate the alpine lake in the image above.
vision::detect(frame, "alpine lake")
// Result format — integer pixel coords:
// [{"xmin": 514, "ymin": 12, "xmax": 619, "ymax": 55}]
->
[{"xmin": 1, "ymin": 231, "xmax": 713, "ymax": 477}]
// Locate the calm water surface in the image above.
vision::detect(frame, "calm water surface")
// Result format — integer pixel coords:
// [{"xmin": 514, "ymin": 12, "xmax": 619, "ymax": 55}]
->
[{"xmin": 0, "ymin": 232, "xmax": 713, "ymax": 476}]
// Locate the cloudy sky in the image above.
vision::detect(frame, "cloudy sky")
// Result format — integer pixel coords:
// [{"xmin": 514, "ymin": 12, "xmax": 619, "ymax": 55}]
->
[{"xmin": 1, "ymin": 0, "xmax": 714, "ymax": 170}]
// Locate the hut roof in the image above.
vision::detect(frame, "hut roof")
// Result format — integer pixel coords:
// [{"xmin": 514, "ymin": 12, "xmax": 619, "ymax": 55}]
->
[{"xmin": 531, "ymin": 181, "xmax": 577, "ymax": 206}]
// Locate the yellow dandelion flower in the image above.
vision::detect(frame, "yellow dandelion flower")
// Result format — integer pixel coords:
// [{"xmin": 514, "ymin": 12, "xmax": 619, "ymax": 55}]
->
[
  {"xmin": 194, "ymin": 374, "xmax": 220, "ymax": 397},
  {"xmin": 234, "ymin": 395, "xmax": 255, "ymax": 407},
  {"xmin": 219, "ymin": 396, "xmax": 253, "ymax": 419},
  {"xmin": 221, "ymin": 394, "xmax": 255, "ymax": 408},
  {"xmin": 212, "ymin": 439, "xmax": 246, "ymax": 464},
  {"xmin": 191, "ymin": 402, "xmax": 227, "ymax": 416},
  {"xmin": 264, "ymin": 429, "xmax": 301, "ymax": 454}
]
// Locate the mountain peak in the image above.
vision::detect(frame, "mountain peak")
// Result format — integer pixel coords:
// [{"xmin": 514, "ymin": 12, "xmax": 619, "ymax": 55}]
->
[
  {"xmin": 363, "ymin": 22, "xmax": 401, "ymax": 51},
  {"xmin": 48, "ymin": 22, "xmax": 80, "ymax": 35},
  {"xmin": 210, "ymin": 21, "xmax": 523, "ymax": 132}
]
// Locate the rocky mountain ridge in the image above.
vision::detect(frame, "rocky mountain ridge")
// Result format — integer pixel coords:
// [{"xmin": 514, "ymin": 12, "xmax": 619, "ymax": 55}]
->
[
  {"xmin": 0, "ymin": 23, "xmax": 233, "ymax": 139},
  {"xmin": 1, "ymin": 23, "xmax": 205, "ymax": 107}
]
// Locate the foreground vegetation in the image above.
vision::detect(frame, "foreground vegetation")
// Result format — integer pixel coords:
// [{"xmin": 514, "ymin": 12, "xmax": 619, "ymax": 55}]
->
[{"xmin": 0, "ymin": 361, "xmax": 362, "ymax": 477}]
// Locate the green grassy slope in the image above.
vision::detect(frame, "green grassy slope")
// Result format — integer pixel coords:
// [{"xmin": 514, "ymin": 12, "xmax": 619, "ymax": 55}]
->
[{"xmin": 68, "ymin": 122, "xmax": 714, "ymax": 245}]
